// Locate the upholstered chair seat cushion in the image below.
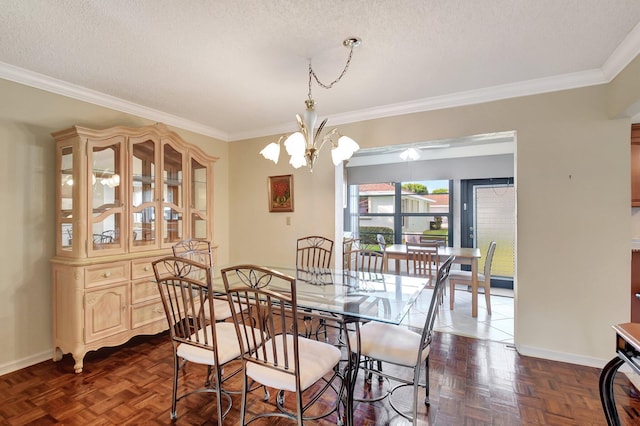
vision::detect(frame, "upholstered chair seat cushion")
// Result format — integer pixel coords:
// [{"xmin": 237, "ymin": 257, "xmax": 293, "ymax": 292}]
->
[
  {"xmin": 194, "ymin": 297, "xmax": 245, "ymax": 321},
  {"xmin": 177, "ymin": 322, "xmax": 259, "ymax": 365},
  {"xmin": 448, "ymin": 270, "xmax": 486, "ymax": 282},
  {"xmin": 246, "ymin": 334, "xmax": 341, "ymax": 392},
  {"xmin": 355, "ymin": 321, "xmax": 429, "ymax": 367}
]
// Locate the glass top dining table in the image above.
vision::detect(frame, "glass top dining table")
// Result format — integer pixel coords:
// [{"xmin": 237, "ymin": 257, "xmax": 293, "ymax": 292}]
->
[{"xmin": 212, "ymin": 265, "xmax": 435, "ymax": 326}]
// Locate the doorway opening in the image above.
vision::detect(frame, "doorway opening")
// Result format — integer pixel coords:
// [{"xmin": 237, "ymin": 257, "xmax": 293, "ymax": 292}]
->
[{"xmin": 336, "ymin": 131, "xmax": 516, "ymax": 343}]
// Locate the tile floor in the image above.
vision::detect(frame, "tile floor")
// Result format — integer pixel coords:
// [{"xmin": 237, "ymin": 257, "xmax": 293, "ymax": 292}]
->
[{"xmin": 402, "ymin": 284, "xmax": 515, "ymax": 344}]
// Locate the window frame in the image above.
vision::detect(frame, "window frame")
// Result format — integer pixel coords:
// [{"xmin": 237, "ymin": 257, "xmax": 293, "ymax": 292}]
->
[{"xmin": 351, "ymin": 181, "xmax": 453, "ymax": 246}]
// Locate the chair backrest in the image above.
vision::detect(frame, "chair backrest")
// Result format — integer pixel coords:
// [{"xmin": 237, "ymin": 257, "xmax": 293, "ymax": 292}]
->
[
  {"xmin": 343, "ymin": 237, "xmax": 359, "ymax": 252},
  {"xmin": 345, "ymin": 249, "xmax": 385, "ymax": 274},
  {"xmin": 152, "ymin": 256, "xmax": 220, "ymax": 349},
  {"xmin": 376, "ymin": 233, "xmax": 387, "ymax": 252},
  {"xmin": 296, "ymin": 235, "xmax": 334, "ymax": 268},
  {"xmin": 419, "ymin": 255, "xmax": 455, "ymax": 359},
  {"xmin": 343, "ymin": 237, "xmax": 360, "ymax": 269},
  {"xmin": 221, "ymin": 265, "xmax": 302, "ymax": 383},
  {"xmin": 419, "ymin": 235, "xmax": 447, "ymax": 247},
  {"xmin": 483, "ymin": 241, "xmax": 497, "ymax": 279},
  {"xmin": 172, "ymin": 239, "xmax": 213, "ymax": 268},
  {"xmin": 406, "ymin": 242, "xmax": 440, "ymax": 278}
]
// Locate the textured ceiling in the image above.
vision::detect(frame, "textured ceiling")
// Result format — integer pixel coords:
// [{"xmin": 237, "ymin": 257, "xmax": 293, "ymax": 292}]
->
[{"xmin": 1, "ymin": 0, "xmax": 640, "ymax": 141}]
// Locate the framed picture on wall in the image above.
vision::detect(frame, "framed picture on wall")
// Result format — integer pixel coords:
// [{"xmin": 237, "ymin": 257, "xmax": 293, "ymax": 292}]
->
[{"xmin": 268, "ymin": 174, "xmax": 294, "ymax": 212}]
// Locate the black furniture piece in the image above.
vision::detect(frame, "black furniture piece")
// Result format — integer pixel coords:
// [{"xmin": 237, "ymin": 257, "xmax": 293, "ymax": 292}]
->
[{"xmin": 599, "ymin": 322, "xmax": 640, "ymax": 425}]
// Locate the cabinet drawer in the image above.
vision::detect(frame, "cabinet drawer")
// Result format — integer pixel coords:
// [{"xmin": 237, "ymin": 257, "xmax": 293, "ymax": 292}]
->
[
  {"xmin": 131, "ymin": 279, "xmax": 160, "ymax": 304},
  {"xmin": 131, "ymin": 300, "xmax": 166, "ymax": 329},
  {"xmin": 85, "ymin": 262, "xmax": 130, "ymax": 288},
  {"xmin": 131, "ymin": 257, "xmax": 160, "ymax": 280}
]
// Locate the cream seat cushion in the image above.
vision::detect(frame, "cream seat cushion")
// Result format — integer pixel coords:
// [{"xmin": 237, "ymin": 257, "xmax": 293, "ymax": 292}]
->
[
  {"xmin": 209, "ymin": 297, "xmax": 245, "ymax": 321},
  {"xmin": 177, "ymin": 322, "xmax": 259, "ymax": 365},
  {"xmin": 246, "ymin": 334, "xmax": 341, "ymax": 392},
  {"xmin": 355, "ymin": 321, "xmax": 429, "ymax": 367},
  {"xmin": 448, "ymin": 270, "xmax": 486, "ymax": 282},
  {"xmin": 188, "ymin": 296, "xmax": 246, "ymax": 322}
]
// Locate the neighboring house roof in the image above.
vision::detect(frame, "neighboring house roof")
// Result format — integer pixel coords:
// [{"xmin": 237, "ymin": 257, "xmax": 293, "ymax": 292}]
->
[
  {"xmin": 425, "ymin": 193, "xmax": 450, "ymax": 207},
  {"xmin": 358, "ymin": 183, "xmax": 395, "ymax": 193}
]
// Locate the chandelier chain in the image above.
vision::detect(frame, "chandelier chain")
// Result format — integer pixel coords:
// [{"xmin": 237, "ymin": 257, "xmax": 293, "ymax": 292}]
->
[
  {"xmin": 260, "ymin": 36, "xmax": 360, "ymax": 171},
  {"xmin": 307, "ymin": 45, "xmax": 356, "ymax": 100}
]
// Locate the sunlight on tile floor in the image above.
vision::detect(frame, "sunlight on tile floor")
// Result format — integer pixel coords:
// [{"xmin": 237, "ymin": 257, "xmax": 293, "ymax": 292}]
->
[{"xmin": 402, "ymin": 284, "xmax": 515, "ymax": 344}]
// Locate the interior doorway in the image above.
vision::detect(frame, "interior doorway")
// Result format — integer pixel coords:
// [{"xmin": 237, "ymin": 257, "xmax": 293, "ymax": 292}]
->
[{"xmin": 334, "ymin": 131, "xmax": 517, "ymax": 343}]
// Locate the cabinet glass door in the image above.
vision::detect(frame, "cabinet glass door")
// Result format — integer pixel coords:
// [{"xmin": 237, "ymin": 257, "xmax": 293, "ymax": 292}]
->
[
  {"xmin": 131, "ymin": 139, "xmax": 157, "ymax": 249},
  {"xmin": 59, "ymin": 145, "xmax": 74, "ymax": 252},
  {"xmin": 89, "ymin": 138, "xmax": 124, "ymax": 254},
  {"xmin": 190, "ymin": 157, "xmax": 208, "ymax": 239},
  {"xmin": 163, "ymin": 143, "xmax": 183, "ymax": 245}
]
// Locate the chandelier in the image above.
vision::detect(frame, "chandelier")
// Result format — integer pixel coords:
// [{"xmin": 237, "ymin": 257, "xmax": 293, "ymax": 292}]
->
[{"xmin": 260, "ymin": 37, "xmax": 361, "ymax": 172}]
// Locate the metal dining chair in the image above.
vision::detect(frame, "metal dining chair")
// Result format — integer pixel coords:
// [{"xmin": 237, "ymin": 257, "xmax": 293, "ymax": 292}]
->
[
  {"xmin": 296, "ymin": 235, "xmax": 334, "ymax": 269},
  {"xmin": 221, "ymin": 264, "xmax": 342, "ymax": 425},
  {"xmin": 350, "ymin": 255, "xmax": 455, "ymax": 424},
  {"xmin": 343, "ymin": 248, "xmax": 388, "ymax": 385},
  {"xmin": 152, "ymin": 256, "xmax": 261, "ymax": 425},
  {"xmin": 296, "ymin": 235, "xmax": 334, "ymax": 340},
  {"xmin": 172, "ymin": 238, "xmax": 214, "ymax": 266},
  {"xmin": 342, "ymin": 236, "xmax": 360, "ymax": 269},
  {"xmin": 171, "ymin": 239, "xmax": 239, "ymax": 322},
  {"xmin": 345, "ymin": 248, "xmax": 385, "ymax": 275}
]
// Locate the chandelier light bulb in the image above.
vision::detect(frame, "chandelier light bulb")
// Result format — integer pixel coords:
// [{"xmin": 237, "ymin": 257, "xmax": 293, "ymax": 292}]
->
[
  {"xmin": 289, "ymin": 154, "xmax": 307, "ymax": 168},
  {"xmin": 284, "ymin": 132, "xmax": 306, "ymax": 157},
  {"xmin": 337, "ymin": 135, "xmax": 359, "ymax": 156},
  {"xmin": 400, "ymin": 148, "xmax": 421, "ymax": 161},
  {"xmin": 260, "ymin": 142, "xmax": 281, "ymax": 163}
]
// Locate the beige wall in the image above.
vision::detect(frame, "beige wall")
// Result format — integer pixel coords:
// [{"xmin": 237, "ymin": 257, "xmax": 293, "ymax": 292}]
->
[
  {"xmin": 0, "ymin": 78, "xmax": 229, "ymax": 373},
  {"xmin": 229, "ymin": 82, "xmax": 634, "ymax": 365}
]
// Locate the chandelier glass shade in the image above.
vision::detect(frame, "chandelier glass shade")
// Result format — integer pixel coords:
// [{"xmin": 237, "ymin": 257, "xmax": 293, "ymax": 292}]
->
[
  {"xmin": 399, "ymin": 147, "xmax": 421, "ymax": 161},
  {"xmin": 260, "ymin": 37, "xmax": 361, "ymax": 172}
]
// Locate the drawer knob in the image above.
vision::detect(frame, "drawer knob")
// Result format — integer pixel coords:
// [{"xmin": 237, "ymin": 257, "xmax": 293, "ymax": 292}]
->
[
  {"xmin": 103, "ymin": 272, "xmax": 112, "ymax": 278},
  {"xmin": 144, "ymin": 266, "xmax": 150, "ymax": 271}
]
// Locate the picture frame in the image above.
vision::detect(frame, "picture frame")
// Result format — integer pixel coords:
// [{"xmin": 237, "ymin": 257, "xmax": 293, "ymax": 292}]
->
[{"xmin": 268, "ymin": 174, "xmax": 294, "ymax": 212}]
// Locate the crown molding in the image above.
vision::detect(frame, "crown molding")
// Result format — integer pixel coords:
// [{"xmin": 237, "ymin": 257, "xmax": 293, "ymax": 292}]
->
[
  {"xmin": 235, "ymin": 28, "xmax": 640, "ymax": 142},
  {"xmin": 334, "ymin": 69, "xmax": 607, "ymax": 123},
  {"xmin": 3, "ymin": 19, "xmax": 640, "ymax": 144},
  {"xmin": 0, "ymin": 61, "xmax": 230, "ymax": 141},
  {"xmin": 233, "ymin": 68, "xmax": 607, "ymax": 141},
  {"xmin": 602, "ymin": 21, "xmax": 640, "ymax": 80}
]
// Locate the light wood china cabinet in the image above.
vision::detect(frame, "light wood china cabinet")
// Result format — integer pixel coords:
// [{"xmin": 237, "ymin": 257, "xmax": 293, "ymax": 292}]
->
[{"xmin": 50, "ymin": 123, "xmax": 217, "ymax": 373}]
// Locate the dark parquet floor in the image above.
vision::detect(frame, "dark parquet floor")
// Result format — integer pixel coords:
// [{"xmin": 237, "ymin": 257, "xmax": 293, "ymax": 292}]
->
[{"xmin": 2, "ymin": 330, "xmax": 640, "ymax": 425}]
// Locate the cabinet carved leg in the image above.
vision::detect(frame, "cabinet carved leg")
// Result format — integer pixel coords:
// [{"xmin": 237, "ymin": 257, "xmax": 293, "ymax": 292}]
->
[
  {"xmin": 52, "ymin": 346, "xmax": 85, "ymax": 373},
  {"xmin": 72, "ymin": 352, "xmax": 85, "ymax": 374},
  {"xmin": 52, "ymin": 346, "xmax": 63, "ymax": 362}
]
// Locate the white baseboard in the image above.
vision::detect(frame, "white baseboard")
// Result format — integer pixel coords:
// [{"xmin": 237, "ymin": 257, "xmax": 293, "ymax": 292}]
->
[
  {"xmin": 0, "ymin": 344, "xmax": 626, "ymax": 379},
  {"xmin": 0, "ymin": 350, "xmax": 52, "ymax": 377},
  {"xmin": 516, "ymin": 343, "xmax": 609, "ymax": 369}
]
